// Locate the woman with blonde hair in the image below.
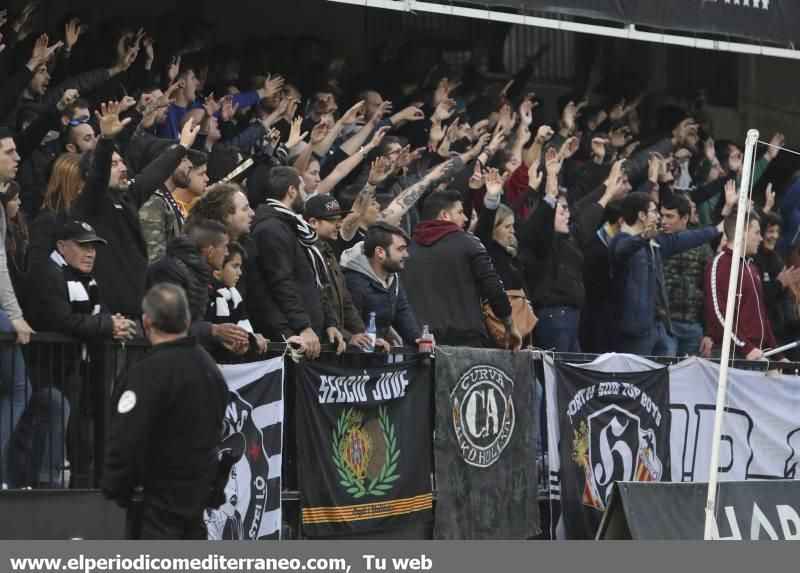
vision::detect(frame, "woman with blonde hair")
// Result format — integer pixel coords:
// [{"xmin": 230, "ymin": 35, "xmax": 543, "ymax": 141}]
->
[{"xmin": 28, "ymin": 153, "xmax": 84, "ymax": 267}]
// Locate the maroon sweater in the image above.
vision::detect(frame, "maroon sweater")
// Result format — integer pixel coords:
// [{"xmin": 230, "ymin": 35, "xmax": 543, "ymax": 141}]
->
[{"xmin": 704, "ymin": 248, "xmax": 781, "ymax": 358}]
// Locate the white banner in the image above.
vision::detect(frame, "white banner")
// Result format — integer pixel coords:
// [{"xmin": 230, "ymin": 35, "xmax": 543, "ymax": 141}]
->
[{"xmin": 669, "ymin": 357, "xmax": 800, "ymax": 482}]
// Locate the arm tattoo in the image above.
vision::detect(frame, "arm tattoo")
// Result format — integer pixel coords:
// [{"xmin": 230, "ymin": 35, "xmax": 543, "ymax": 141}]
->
[{"xmin": 340, "ymin": 183, "xmax": 375, "ymax": 240}]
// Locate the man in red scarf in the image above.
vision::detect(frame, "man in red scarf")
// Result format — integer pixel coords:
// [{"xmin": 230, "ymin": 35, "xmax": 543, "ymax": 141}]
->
[{"xmin": 402, "ymin": 189, "xmax": 521, "ymax": 350}]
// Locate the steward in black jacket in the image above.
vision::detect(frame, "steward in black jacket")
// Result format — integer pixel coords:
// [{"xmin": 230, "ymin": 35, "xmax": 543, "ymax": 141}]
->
[
  {"xmin": 102, "ymin": 285, "xmax": 227, "ymax": 539},
  {"xmin": 70, "ymin": 107, "xmax": 197, "ymax": 318}
]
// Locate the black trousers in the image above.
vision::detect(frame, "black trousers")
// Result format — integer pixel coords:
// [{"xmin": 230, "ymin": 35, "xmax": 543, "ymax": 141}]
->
[{"xmin": 125, "ymin": 494, "xmax": 207, "ymax": 540}]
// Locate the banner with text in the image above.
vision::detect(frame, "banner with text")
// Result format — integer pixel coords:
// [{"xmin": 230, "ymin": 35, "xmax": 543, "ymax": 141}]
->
[
  {"xmin": 208, "ymin": 358, "xmax": 284, "ymax": 540},
  {"xmin": 433, "ymin": 347, "xmax": 539, "ymax": 539},
  {"xmin": 295, "ymin": 358, "xmax": 433, "ymax": 537},
  {"xmin": 545, "ymin": 355, "xmax": 670, "ymax": 539},
  {"xmin": 669, "ymin": 357, "xmax": 800, "ymax": 483}
]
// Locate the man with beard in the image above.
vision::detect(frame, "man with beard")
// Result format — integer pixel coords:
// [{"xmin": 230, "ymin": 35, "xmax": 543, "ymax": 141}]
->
[
  {"xmin": 246, "ymin": 166, "xmax": 344, "ymax": 359},
  {"xmin": 140, "ymin": 149, "xmax": 209, "ymax": 261},
  {"xmin": 341, "ymin": 222, "xmax": 421, "ymax": 346},
  {"xmin": 71, "ymin": 101, "xmax": 200, "ymax": 318}
]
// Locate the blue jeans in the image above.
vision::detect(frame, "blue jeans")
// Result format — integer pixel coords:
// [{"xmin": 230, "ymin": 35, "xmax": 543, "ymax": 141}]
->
[
  {"xmin": 663, "ymin": 320, "xmax": 704, "ymax": 357},
  {"xmin": 534, "ymin": 306, "xmax": 582, "ymax": 353},
  {"xmin": 617, "ymin": 321, "xmax": 672, "ymax": 357},
  {"xmin": 12, "ymin": 388, "xmax": 70, "ymax": 486},
  {"xmin": 0, "ymin": 310, "xmax": 30, "ymax": 486}
]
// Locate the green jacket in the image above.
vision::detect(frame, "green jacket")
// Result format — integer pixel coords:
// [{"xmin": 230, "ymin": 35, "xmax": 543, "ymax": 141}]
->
[{"xmin": 663, "ymin": 239, "xmax": 714, "ymax": 324}]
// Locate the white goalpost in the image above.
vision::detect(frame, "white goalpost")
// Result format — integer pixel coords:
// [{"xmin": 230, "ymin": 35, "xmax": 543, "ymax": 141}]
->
[{"xmin": 702, "ymin": 129, "xmax": 760, "ymax": 540}]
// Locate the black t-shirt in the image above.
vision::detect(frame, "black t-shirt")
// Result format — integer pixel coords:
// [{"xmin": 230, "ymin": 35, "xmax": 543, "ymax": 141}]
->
[{"xmin": 333, "ymin": 228, "xmax": 366, "ymax": 261}]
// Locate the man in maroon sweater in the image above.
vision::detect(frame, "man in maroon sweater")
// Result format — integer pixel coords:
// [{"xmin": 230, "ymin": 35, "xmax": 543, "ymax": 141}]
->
[{"xmin": 704, "ymin": 211, "xmax": 785, "ymax": 360}]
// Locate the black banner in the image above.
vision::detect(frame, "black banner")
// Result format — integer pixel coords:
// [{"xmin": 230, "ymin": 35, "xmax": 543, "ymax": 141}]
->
[
  {"xmin": 453, "ymin": 0, "xmax": 798, "ymax": 48},
  {"xmin": 555, "ymin": 362, "xmax": 670, "ymax": 540},
  {"xmin": 206, "ymin": 359, "xmax": 285, "ymax": 540},
  {"xmin": 600, "ymin": 480, "xmax": 800, "ymax": 540},
  {"xmin": 433, "ymin": 348, "xmax": 539, "ymax": 539},
  {"xmin": 295, "ymin": 358, "xmax": 433, "ymax": 537}
]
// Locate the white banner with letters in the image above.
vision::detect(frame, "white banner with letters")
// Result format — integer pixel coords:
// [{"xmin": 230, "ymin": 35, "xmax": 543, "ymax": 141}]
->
[{"xmin": 668, "ymin": 357, "xmax": 800, "ymax": 482}]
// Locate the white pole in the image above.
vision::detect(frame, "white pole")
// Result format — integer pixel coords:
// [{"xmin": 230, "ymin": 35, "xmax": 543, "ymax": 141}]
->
[{"xmin": 703, "ymin": 129, "xmax": 760, "ymax": 540}]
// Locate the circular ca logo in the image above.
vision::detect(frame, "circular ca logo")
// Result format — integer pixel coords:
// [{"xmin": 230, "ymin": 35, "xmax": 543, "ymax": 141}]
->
[{"xmin": 451, "ymin": 365, "xmax": 515, "ymax": 468}]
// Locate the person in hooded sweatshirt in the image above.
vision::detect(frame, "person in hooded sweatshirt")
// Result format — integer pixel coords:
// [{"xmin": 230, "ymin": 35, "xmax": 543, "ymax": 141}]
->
[
  {"xmin": 401, "ymin": 189, "xmax": 521, "ymax": 350},
  {"xmin": 341, "ymin": 221, "xmax": 420, "ymax": 346}
]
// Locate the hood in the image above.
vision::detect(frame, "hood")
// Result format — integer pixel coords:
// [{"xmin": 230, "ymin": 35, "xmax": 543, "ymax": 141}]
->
[
  {"xmin": 166, "ymin": 236, "xmax": 210, "ymax": 279},
  {"xmin": 413, "ymin": 220, "xmax": 462, "ymax": 246},
  {"xmin": 340, "ymin": 241, "xmax": 395, "ymax": 290}
]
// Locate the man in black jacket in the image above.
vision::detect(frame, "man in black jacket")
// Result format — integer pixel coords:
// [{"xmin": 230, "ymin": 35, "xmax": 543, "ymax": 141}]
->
[
  {"xmin": 403, "ymin": 190, "xmax": 521, "ymax": 349},
  {"xmin": 146, "ymin": 218, "xmax": 249, "ymax": 354},
  {"xmin": 102, "ymin": 283, "xmax": 228, "ymax": 539},
  {"xmin": 71, "ymin": 101, "xmax": 200, "ymax": 319},
  {"xmin": 21, "ymin": 220, "xmax": 136, "ymax": 487},
  {"xmin": 246, "ymin": 166, "xmax": 344, "ymax": 359}
]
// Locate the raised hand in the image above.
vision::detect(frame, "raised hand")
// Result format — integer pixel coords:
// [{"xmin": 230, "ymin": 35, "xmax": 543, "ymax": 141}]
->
[
  {"xmin": 704, "ymin": 137, "xmax": 716, "ymax": 163},
  {"xmin": 591, "ymin": 137, "xmax": 608, "ymax": 163},
  {"xmin": 545, "ymin": 146, "xmax": 563, "ymax": 181},
  {"xmin": 484, "ymin": 167, "xmax": 503, "ymax": 197},
  {"xmin": 96, "ymin": 101, "xmax": 132, "ymax": 139},
  {"xmin": 535, "ymin": 125, "xmax": 554, "ymax": 145},
  {"xmin": 609, "ymin": 99, "xmax": 630, "ymax": 122},
  {"xmin": 219, "ymin": 95, "xmax": 239, "ymax": 122},
  {"xmin": 527, "ymin": 159, "xmax": 543, "ymax": 190},
  {"xmin": 203, "ymin": 93, "xmax": 220, "ymax": 117},
  {"xmin": 434, "ymin": 76, "xmax": 459, "ymax": 106},
  {"xmin": 496, "ymin": 104, "xmax": 517, "ymax": 134},
  {"xmin": 118, "ymin": 95, "xmax": 136, "ymax": 113},
  {"xmin": 64, "ymin": 18, "xmax": 82, "ymax": 51},
  {"xmin": 285, "ymin": 116, "xmax": 307, "ymax": 149},
  {"xmin": 339, "ymin": 100, "xmax": 365, "ymax": 126},
  {"xmin": 178, "ymin": 117, "xmax": 201, "ymax": 149},
  {"xmin": 310, "ymin": 121, "xmax": 330, "ymax": 145},
  {"xmin": 57, "ymin": 89, "xmax": 79, "ymax": 112},
  {"xmin": 28, "ymin": 34, "xmax": 63, "ymax": 70},
  {"xmin": 648, "ymin": 152, "xmax": 663, "ymax": 183},
  {"xmin": 765, "ymin": 132, "xmax": 785, "ymax": 161},
  {"xmin": 370, "ymin": 100, "xmax": 394, "ymax": 123},
  {"xmin": 558, "ymin": 136, "xmax": 580, "ymax": 160},
  {"xmin": 519, "ymin": 99, "xmax": 534, "ymax": 127},
  {"xmin": 724, "ymin": 179, "xmax": 738, "ymax": 209},
  {"xmin": 12, "ymin": 2, "xmax": 38, "ymax": 37},
  {"xmin": 561, "ymin": 101, "xmax": 578, "ymax": 133},
  {"xmin": 764, "ymin": 182, "xmax": 775, "ymax": 213},
  {"xmin": 260, "ymin": 74, "xmax": 285, "ymax": 99},
  {"xmin": 366, "ymin": 125, "xmax": 391, "ymax": 150},
  {"xmin": 167, "ymin": 55, "xmax": 181, "ymax": 83},
  {"xmin": 432, "ymin": 100, "xmax": 456, "ymax": 123},
  {"xmin": 426, "ymin": 159, "xmax": 454, "ymax": 184},
  {"xmin": 609, "ymin": 125, "xmax": 632, "ymax": 148},
  {"xmin": 368, "ymin": 156, "xmax": 391, "ymax": 186}
]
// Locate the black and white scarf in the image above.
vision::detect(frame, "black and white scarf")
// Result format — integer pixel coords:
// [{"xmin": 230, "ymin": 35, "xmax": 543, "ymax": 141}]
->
[
  {"xmin": 50, "ymin": 251, "xmax": 102, "ymax": 316},
  {"xmin": 264, "ymin": 198, "xmax": 329, "ymax": 288},
  {"xmin": 154, "ymin": 187, "xmax": 186, "ymax": 226}
]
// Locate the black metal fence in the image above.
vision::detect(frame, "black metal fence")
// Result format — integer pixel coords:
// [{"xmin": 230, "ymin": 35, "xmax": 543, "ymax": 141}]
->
[{"xmin": 2, "ymin": 333, "xmax": 799, "ymax": 538}]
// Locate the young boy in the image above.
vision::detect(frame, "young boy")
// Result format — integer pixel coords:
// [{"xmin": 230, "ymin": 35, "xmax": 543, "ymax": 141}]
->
[{"xmin": 207, "ymin": 242, "xmax": 269, "ymax": 360}]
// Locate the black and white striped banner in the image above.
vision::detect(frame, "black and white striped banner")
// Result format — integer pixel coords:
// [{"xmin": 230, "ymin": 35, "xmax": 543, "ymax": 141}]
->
[{"xmin": 205, "ymin": 358, "xmax": 284, "ymax": 540}]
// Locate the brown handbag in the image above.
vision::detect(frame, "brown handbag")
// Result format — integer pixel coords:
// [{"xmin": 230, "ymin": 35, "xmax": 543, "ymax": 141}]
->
[{"xmin": 482, "ymin": 289, "xmax": 538, "ymax": 347}]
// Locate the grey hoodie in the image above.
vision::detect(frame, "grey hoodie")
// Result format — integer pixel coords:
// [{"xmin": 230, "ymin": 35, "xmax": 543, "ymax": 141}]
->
[{"xmin": 339, "ymin": 242, "xmax": 398, "ymax": 293}]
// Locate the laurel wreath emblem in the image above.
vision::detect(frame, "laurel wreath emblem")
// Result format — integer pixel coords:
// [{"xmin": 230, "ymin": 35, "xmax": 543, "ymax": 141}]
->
[{"xmin": 332, "ymin": 406, "xmax": 400, "ymax": 498}]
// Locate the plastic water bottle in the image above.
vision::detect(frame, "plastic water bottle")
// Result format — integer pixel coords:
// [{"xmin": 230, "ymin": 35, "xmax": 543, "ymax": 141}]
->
[
  {"xmin": 364, "ymin": 312, "xmax": 377, "ymax": 353},
  {"xmin": 418, "ymin": 324, "xmax": 434, "ymax": 353}
]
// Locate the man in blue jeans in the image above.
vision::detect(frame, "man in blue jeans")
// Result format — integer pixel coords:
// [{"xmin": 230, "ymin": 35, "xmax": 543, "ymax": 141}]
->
[
  {"xmin": 610, "ymin": 192, "xmax": 722, "ymax": 356},
  {"xmin": 660, "ymin": 193, "xmax": 714, "ymax": 357},
  {"xmin": 0, "ymin": 128, "xmax": 35, "ymax": 487}
]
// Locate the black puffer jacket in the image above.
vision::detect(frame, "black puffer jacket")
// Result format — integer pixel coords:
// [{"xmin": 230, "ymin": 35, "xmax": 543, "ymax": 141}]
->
[
  {"xmin": 146, "ymin": 236, "xmax": 213, "ymax": 345},
  {"xmin": 245, "ymin": 204, "xmax": 335, "ymax": 339}
]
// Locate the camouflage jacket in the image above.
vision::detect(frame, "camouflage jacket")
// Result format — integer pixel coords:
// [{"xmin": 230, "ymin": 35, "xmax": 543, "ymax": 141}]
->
[
  {"xmin": 140, "ymin": 188, "xmax": 185, "ymax": 262},
  {"xmin": 663, "ymin": 239, "xmax": 713, "ymax": 325}
]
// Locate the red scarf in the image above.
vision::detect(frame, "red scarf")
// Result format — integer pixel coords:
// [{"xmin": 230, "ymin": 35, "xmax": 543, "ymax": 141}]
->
[{"xmin": 413, "ymin": 220, "xmax": 463, "ymax": 246}]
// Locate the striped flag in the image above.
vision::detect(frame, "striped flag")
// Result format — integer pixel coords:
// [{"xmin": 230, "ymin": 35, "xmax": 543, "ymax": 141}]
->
[{"xmin": 205, "ymin": 358, "xmax": 284, "ymax": 540}]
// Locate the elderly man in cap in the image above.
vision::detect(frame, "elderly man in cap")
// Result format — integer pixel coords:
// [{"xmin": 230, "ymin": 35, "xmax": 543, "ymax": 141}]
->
[
  {"xmin": 18, "ymin": 220, "xmax": 136, "ymax": 488},
  {"xmin": 304, "ymin": 195, "xmax": 385, "ymax": 351},
  {"xmin": 24, "ymin": 220, "xmax": 137, "ymax": 341}
]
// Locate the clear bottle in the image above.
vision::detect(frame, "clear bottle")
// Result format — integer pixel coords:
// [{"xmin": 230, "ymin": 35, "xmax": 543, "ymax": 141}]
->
[
  {"xmin": 364, "ymin": 312, "xmax": 377, "ymax": 353},
  {"xmin": 418, "ymin": 324, "xmax": 434, "ymax": 353}
]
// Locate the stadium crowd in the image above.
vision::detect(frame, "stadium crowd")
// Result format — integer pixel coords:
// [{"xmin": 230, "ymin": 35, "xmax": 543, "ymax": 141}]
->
[{"xmin": 0, "ymin": 3, "xmax": 797, "ymax": 491}]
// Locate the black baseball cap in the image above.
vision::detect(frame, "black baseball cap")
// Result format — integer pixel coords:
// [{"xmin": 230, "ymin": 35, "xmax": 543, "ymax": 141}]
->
[
  {"xmin": 304, "ymin": 195, "xmax": 350, "ymax": 220},
  {"xmin": 57, "ymin": 220, "xmax": 107, "ymax": 245}
]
